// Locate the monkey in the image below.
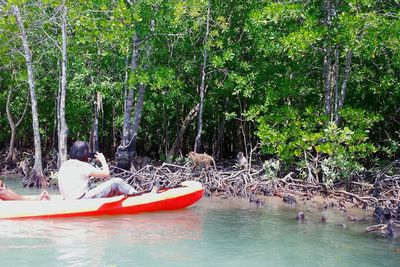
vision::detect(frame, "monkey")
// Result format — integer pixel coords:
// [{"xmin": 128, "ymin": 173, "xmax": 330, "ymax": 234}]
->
[
  {"xmin": 18, "ymin": 159, "xmax": 29, "ymax": 177},
  {"xmin": 236, "ymin": 152, "xmax": 248, "ymax": 169},
  {"xmin": 188, "ymin": 151, "xmax": 216, "ymax": 171}
]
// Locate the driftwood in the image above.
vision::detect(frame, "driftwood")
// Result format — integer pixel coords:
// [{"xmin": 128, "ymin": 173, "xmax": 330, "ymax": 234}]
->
[{"xmin": 366, "ymin": 220, "xmax": 400, "ymax": 238}]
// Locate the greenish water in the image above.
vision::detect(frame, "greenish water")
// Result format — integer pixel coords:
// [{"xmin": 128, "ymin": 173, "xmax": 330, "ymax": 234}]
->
[{"xmin": 1, "ymin": 177, "xmax": 400, "ymax": 267}]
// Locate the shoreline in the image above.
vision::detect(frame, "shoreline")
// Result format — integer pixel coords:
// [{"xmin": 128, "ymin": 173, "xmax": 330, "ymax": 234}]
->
[{"xmin": 1, "ymin": 166, "xmax": 397, "ymax": 237}]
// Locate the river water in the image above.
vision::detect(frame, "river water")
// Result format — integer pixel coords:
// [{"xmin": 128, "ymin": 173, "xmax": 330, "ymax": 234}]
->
[{"xmin": 1, "ymin": 177, "xmax": 399, "ymax": 266}]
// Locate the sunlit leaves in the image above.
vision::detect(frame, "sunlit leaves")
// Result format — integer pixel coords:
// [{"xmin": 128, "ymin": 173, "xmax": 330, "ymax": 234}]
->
[
  {"xmin": 251, "ymin": 2, "xmax": 304, "ymax": 26},
  {"xmin": 173, "ymin": 0, "xmax": 188, "ymax": 26},
  {"xmin": 281, "ymin": 27, "xmax": 321, "ymax": 59},
  {"xmin": 257, "ymin": 104, "xmax": 379, "ymax": 167}
]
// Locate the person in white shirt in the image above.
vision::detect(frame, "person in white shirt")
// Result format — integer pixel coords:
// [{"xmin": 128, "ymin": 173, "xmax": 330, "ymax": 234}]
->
[{"xmin": 58, "ymin": 141, "xmax": 137, "ymax": 200}]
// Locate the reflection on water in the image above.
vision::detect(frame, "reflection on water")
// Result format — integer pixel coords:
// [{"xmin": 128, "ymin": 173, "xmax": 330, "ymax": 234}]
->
[
  {"xmin": 0, "ymin": 208, "xmax": 204, "ymax": 266},
  {"xmin": 1, "ymin": 177, "xmax": 400, "ymax": 266}
]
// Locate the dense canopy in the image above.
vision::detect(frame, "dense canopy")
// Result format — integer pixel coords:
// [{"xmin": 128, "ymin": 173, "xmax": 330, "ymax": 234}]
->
[{"xmin": 0, "ymin": 0, "xmax": 399, "ymax": 186}]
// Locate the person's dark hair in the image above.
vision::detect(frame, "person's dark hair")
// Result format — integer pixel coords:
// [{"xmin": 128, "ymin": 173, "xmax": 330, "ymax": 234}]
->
[{"xmin": 69, "ymin": 141, "xmax": 89, "ymax": 162}]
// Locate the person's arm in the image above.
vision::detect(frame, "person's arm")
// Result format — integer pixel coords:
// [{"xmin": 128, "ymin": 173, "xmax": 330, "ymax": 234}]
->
[{"xmin": 88, "ymin": 152, "xmax": 110, "ymax": 179}]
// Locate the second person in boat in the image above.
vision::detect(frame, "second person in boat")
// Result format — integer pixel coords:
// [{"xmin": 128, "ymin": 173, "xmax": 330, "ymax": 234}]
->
[{"xmin": 58, "ymin": 140, "xmax": 137, "ymax": 200}]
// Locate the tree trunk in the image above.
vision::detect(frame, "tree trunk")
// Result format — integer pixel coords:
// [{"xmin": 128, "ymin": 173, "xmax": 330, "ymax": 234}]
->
[
  {"xmin": 235, "ymin": 118, "xmax": 245, "ymax": 155},
  {"xmin": 122, "ymin": 35, "xmax": 139, "ymax": 147},
  {"xmin": 168, "ymin": 103, "xmax": 200, "ymax": 159},
  {"xmin": 122, "ymin": 87, "xmax": 134, "ymax": 148},
  {"xmin": 53, "ymin": 89, "xmax": 58, "ymax": 153},
  {"xmin": 129, "ymin": 83, "xmax": 145, "ymax": 157},
  {"xmin": 194, "ymin": 0, "xmax": 211, "ymax": 153},
  {"xmin": 335, "ymin": 50, "xmax": 353, "ymax": 125},
  {"xmin": 163, "ymin": 100, "xmax": 168, "ymax": 155},
  {"xmin": 239, "ymin": 97, "xmax": 248, "ymax": 157},
  {"xmin": 323, "ymin": 0, "xmax": 333, "ymax": 118},
  {"xmin": 116, "ymin": 35, "xmax": 139, "ymax": 171},
  {"xmin": 5, "ymin": 88, "xmax": 28, "ymax": 166},
  {"xmin": 13, "ymin": 5, "xmax": 45, "ymax": 187},
  {"xmin": 5, "ymin": 90, "xmax": 17, "ymax": 165},
  {"xmin": 213, "ymin": 98, "xmax": 228, "ymax": 159},
  {"xmin": 91, "ymin": 91, "xmax": 101, "ymax": 152},
  {"xmin": 58, "ymin": 0, "xmax": 69, "ymax": 166},
  {"xmin": 111, "ymin": 57, "xmax": 117, "ymax": 149},
  {"xmin": 333, "ymin": 47, "xmax": 339, "ymax": 121},
  {"xmin": 129, "ymin": 9, "xmax": 156, "ymax": 157},
  {"xmin": 323, "ymin": 46, "xmax": 332, "ymax": 117}
]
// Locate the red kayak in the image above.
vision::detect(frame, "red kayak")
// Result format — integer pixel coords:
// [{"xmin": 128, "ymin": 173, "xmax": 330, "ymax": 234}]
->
[{"xmin": 0, "ymin": 181, "xmax": 204, "ymax": 219}]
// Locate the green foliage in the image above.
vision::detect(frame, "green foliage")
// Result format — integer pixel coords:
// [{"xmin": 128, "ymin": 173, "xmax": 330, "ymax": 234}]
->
[
  {"xmin": 257, "ymin": 107, "xmax": 379, "ymax": 184},
  {"xmin": 320, "ymin": 154, "xmax": 363, "ymax": 188},
  {"xmin": 262, "ymin": 159, "xmax": 280, "ymax": 180},
  {"xmin": 0, "ymin": 0, "xmax": 398, "ymax": 186},
  {"xmin": 257, "ymin": 107, "xmax": 320, "ymax": 161}
]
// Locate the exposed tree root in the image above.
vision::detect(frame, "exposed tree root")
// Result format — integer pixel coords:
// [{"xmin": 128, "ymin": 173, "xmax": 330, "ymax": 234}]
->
[
  {"xmin": 23, "ymin": 168, "xmax": 48, "ymax": 188},
  {"xmin": 102, "ymin": 160, "xmax": 400, "ymax": 238},
  {"xmin": 2, "ymin": 151, "xmax": 399, "ymax": 237}
]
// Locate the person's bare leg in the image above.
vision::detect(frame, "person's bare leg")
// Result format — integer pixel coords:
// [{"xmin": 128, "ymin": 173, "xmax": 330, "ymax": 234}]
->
[
  {"xmin": 0, "ymin": 180, "xmax": 26, "ymax": 200},
  {"xmin": 0, "ymin": 180, "xmax": 50, "ymax": 201}
]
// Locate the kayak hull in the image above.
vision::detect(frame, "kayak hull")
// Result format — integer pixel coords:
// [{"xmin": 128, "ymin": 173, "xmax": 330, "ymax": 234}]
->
[{"xmin": 0, "ymin": 181, "xmax": 204, "ymax": 219}]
